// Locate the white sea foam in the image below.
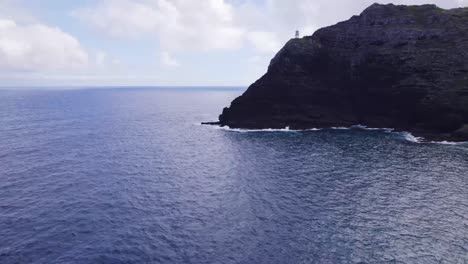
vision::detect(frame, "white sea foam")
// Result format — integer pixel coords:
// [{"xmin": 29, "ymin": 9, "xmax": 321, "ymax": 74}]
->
[
  {"xmin": 212, "ymin": 126, "xmax": 322, "ymax": 133},
  {"xmin": 428, "ymin": 140, "xmax": 468, "ymax": 145},
  {"xmin": 329, "ymin": 125, "xmax": 395, "ymax": 132},
  {"xmin": 203, "ymin": 122, "xmax": 467, "ymax": 145},
  {"xmin": 400, "ymin": 132, "xmax": 424, "ymax": 143},
  {"xmin": 398, "ymin": 132, "xmax": 467, "ymax": 145},
  {"xmin": 431, "ymin": 141, "xmax": 458, "ymax": 145},
  {"xmin": 351, "ymin": 125, "xmax": 395, "ymax": 132}
]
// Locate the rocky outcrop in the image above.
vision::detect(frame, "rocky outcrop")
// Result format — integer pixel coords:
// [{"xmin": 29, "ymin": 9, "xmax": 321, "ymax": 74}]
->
[{"xmin": 211, "ymin": 3, "xmax": 468, "ymax": 141}]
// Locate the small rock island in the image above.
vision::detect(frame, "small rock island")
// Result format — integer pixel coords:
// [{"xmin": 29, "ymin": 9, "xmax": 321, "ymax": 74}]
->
[{"xmin": 207, "ymin": 3, "xmax": 468, "ymax": 142}]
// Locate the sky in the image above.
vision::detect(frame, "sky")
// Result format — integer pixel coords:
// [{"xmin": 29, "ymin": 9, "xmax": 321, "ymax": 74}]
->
[{"xmin": 0, "ymin": 0, "xmax": 467, "ymax": 87}]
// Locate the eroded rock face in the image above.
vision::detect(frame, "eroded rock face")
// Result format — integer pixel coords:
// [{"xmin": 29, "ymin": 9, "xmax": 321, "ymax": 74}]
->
[{"xmin": 217, "ymin": 3, "xmax": 468, "ymax": 141}]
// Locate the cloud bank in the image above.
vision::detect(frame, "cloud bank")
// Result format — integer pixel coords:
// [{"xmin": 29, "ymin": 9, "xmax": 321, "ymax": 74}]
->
[
  {"xmin": 1, "ymin": 0, "xmax": 468, "ymax": 86},
  {"xmin": 0, "ymin": 19, "xmax": 88, "ymax": 72},
  {"xmin": 74, "ymin": 0, "xmax": 244, "ymax": 52}
]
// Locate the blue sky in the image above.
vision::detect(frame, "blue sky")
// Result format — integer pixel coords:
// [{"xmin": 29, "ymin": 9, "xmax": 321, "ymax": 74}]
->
[{"xmin": 0, "ymin": 0, "xmax": 467, "ymax": 87}]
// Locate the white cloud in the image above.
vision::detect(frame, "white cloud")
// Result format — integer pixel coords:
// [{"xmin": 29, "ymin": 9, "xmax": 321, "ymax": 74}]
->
[
  {"xmin": 456, "ymin": 0, "xmax": 468, "ymax": 6},
  {"xmin": 159, "ymin": 51, "xmax": 179, "ymax": 68},
  {"xmin": 80, "ymin": 0, "xmax": 450, "ymax": 55},
  {"xmin": 234, "ymin": 0, "xmax": 321, "ymax": 46},
  {"xmin": 0, "ymin": 19, "xmax": 89, "ymax": 72},
  {"xmin": 95, "ymin": 51, "xmax": 121, "ymax": 69},
  {"xmin": 2, "ymin": 0, "xmax": 467, "ymax": 87},
  {"xmin": 74, "ymin": 0, "xmax": 245, "ymax": 52},
  {"xmin": 96, "ymin": 51, "xmax": 107, "ymax": 67},
  {"xmin": 0, "ymin": 0, "xmax": 36, "ymax": 23},
  {"xmin": 73, "ymin": 0, "xmax": 160, "ymax": 38},
  {"xmin": 247, "ymin": 31, "xmax": 282, "ymax": 53}
]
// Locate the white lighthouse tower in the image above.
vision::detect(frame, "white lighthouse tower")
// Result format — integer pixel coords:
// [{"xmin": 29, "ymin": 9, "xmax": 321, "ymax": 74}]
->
[{"xmin": 295, "ymin": 30, "xmax": 300, "ymax": 39}]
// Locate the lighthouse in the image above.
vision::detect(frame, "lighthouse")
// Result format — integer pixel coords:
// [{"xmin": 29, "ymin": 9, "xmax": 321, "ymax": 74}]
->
[{"xmin": 295, "ymin": 30, "xmax": 300, "ymax": 38}]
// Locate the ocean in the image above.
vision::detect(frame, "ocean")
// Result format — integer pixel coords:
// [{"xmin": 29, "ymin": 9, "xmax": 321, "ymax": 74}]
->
[{"xmin": 0, "ymin": 87, "xmax": 467, "ymax": 263}]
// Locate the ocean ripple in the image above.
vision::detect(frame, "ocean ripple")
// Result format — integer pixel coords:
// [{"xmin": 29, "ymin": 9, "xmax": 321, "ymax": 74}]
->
[{"xmin": 0, "ymin": 88, "xmax": 467, "ymax": 264}]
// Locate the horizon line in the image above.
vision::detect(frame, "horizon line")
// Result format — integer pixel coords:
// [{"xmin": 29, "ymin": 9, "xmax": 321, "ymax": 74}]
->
[{"xmin": 0, "ymin": 85, "xmax": 248, "ymax": 90}]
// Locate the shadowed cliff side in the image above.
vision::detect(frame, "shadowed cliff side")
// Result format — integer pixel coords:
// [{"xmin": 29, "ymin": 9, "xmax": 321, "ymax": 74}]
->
[{"xmin": 212, "ymin": 3, "xmax": 468, "ymax": 141}]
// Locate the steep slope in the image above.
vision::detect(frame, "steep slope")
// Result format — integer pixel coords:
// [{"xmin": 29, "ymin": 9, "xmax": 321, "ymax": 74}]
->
[{"xmin": 214, "ymin": 3, "xmax": 468, "ymax": 141}]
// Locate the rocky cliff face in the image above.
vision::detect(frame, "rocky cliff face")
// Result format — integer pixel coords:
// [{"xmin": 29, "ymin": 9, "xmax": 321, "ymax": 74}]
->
[{"xmin": 215, "ymin": 3, "xmax": 468, "ymax": 141}]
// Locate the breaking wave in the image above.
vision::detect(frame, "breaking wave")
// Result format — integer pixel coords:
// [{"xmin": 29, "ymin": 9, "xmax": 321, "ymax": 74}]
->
[
  {"xmin": 212, "ymin": 126, "xmax": 321, "ymax": 133},
  {"xmin": 399, "ymin": 132, "xmax": 424, "ymax": 143},
  {"xmin": 204, "ymin": 123, "xmax": 467, "ymax": 145}
]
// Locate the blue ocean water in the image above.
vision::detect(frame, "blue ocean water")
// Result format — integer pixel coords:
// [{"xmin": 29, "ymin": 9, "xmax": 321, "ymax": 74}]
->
[{"xmin": 0, "ymin": 87, "xmax": 467, "ymax": 264}]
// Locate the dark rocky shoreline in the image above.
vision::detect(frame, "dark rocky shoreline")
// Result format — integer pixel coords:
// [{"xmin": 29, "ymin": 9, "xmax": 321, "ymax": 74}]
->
[
  {"xmin": 205, "ymin": 3, "xmax": 468, "ymax": 142},
  {"xmin": 201, "ymin": 121, "xmax": 467, "ymax": 143}
]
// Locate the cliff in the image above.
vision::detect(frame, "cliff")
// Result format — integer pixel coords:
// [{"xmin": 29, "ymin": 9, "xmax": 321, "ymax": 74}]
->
[{"xmin": 212, "ymin": 3, "xmax": 468, "ymax": 141}]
